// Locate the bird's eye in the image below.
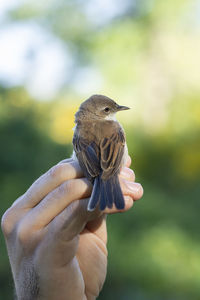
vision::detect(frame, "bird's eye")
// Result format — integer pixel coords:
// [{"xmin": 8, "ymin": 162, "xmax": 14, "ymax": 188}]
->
[{"xmin": 104, "ymin": 107, "xmax": 110, "ymax": 113}]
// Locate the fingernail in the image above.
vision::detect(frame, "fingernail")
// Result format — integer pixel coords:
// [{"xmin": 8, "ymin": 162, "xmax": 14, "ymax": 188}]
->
[
  {"xmin": 126, "ymin": 182, "xmax": 142, "ymax": 194},
  {"xmin": 120, "ymin": 167, "xmax": 134, "ymax": 178},
  {"xmin": 124, "ymin": 196, "xmax": 134, "ymax": 208}
]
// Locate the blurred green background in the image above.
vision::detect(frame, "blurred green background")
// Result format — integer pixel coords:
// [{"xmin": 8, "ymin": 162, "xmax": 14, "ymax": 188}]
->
[{"xmin": 1, "ymin": 0, "xmax": 200, "ymax": 299}]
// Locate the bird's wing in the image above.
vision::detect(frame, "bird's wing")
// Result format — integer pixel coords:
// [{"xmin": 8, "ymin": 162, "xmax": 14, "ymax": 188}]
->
[
  {"xmin": 73, "ymin": 133, "xmax": 100, "ymax": 181},
  {"xmin": 100, "ymin": 127, "xmax": 125, "ymax": 180},
  {"xmin": 73, "ymin": 126, "xmax": 125, "ymax": 181}
]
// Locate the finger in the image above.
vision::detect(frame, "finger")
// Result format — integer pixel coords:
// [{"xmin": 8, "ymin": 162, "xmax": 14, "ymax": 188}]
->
[
  {"xmin": 33, "ymin": 178, "xmax": 142, "ymax": 228},
  {"xmin": 20, "ymin": 178, "xmax": 93, "ymax": 230},
  {"xmin": 49, "ymin": 198, "xmax": 101, "ymax": 241},
  {"xmin": 102, "ymin": 178, "xmax": 144, "ymax": 214},
  {"xmin": 125, "ymin": 155, "xmax": 132, "ymax": 167},
  {"xmin": 119, "ymin": 167, "xmax": 135, "ymax": 181},
  {"xmin": 35, "ymin": 199, "xmax": 94, "ymax": 267},
  {"xmin": 119, "ymin": 178, "xmax": 143, "ymax": 201},
  {"xmin": 14, "ymin": 161, "xmax": 84, "ymax": 210},
  {"xmin": 104, "ymin": 195, "xmax": 134, "ymax": 214},
  {"xmin": 86, "ymin": 215, "xmax": 107, "ymax": 245}
]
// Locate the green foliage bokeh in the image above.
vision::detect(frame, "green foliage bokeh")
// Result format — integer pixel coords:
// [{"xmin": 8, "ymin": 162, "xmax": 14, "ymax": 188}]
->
[{"xmin": 1, "ymin": 0, "xmax": 200, "ymax": 299}]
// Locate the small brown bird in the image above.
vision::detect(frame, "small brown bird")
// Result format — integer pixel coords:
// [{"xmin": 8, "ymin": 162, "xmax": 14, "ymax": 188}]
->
[{"xmin": 72, "ymin": 94, "xmax": 130, "ymax": 211}]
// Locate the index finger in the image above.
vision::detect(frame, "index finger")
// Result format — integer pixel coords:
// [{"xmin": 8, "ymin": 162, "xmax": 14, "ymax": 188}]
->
[{"xmin": 14, "ymin": 161, "xmax": 84, "ymax": 209}]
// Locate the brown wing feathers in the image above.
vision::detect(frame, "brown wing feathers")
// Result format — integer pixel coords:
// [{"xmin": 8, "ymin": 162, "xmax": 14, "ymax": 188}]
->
[{"xmin": 100, "ymin": 130, "xmax": 125, "ymax": 180}]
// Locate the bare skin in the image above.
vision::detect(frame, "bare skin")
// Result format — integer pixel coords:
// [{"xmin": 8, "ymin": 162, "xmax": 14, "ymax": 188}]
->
[{"xmin": 1, "ymin": 156, "xmax": 143, "ymax": 300}]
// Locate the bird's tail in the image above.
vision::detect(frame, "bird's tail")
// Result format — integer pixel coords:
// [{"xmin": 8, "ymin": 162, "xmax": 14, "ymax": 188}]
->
[{"xmin": 87, "ymin": 174, "xmax": 125, "ymax": 211}]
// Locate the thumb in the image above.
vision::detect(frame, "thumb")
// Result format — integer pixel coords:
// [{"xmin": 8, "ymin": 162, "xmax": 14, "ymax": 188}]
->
[{"xmin": 52, "ymin": 198, "xmax": 101, "ymax": 241}]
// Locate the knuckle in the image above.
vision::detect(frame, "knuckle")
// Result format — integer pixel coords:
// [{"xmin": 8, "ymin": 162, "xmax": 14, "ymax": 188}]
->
[
  {"xmin": 56, "ymin": 179, "xmax": 75, "ymax": 199},
  {"xmin": 62, "ymin": 179, "xmax": 75, "ymax": 195},
  {"xmin": 48, "ymin": 164, "xmax": 64, "ymax": 181},
  {"xmin": 1, "ymin": 208, "xmax": 16, "ymax": 236},
  {"xmin": 16, "ymin": 222, "xmax": 31, "ymax": 245},
  {"xmin": 65, "ymin": 179, "xmax": 75, "ymax": 194}
]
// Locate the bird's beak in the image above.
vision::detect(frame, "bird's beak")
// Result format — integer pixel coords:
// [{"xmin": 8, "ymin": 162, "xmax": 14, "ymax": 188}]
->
[{"xmin": 117, "ymin": 105, "xmax": 130, "ymax": 111}]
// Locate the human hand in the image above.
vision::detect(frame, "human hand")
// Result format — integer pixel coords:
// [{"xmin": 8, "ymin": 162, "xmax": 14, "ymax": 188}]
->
[{"xmin": 1, "ymin": 156, "xmax": 143, "ymax": 300}]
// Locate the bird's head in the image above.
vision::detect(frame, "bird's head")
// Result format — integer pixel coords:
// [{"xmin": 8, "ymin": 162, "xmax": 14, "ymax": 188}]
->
[{"xmin": 75, "ymin": 94, "xmax": 130, "ymax": 122}]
